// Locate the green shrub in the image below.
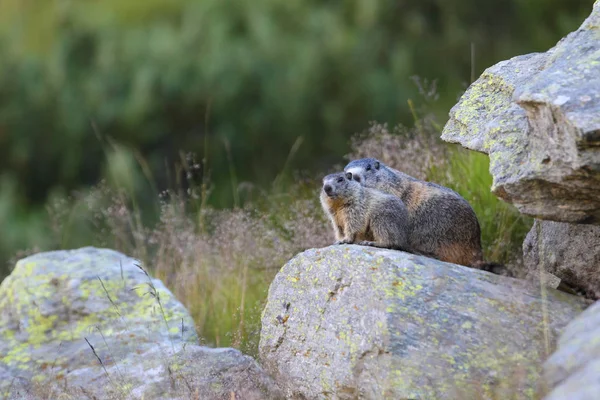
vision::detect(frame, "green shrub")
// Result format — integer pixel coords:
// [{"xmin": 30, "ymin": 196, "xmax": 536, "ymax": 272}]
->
[{"xmin": 0, "ymin": 0, "xmax": 591, "ymax": 207}]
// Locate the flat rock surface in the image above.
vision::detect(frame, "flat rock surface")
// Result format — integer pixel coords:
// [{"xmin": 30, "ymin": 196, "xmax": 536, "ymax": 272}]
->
[
  {"xmin": 543, "ymin": 301, "xmax": 600, "ymax": 400},
  {"xmin": 0, "ymin": 247, "xmax": 282, "ymax": 400},
  {"xmin": 259, "ymin": 245, "xmax": 586, "ymax": 400},
  {"xmin": 441, "ymin": 0, "xmax": 600, "ymax": 224}
]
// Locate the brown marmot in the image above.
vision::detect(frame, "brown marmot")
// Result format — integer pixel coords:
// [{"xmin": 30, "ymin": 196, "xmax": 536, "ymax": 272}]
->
[
  {"xmin": 344, "ymin": 158, "xmax": 494, "ymax": 270},
  {"xmin": 320, "ymin": 172, "xmax": 410, "ymax": 251}
]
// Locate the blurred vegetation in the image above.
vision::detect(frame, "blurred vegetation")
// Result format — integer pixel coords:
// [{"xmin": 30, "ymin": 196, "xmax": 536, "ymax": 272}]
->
[
  {"xmin": 33, "ymin": 110, "xmax": 530, "ymax": 357},
  {"xmin": 0, "ymin": 0, "xmax": 593, "ymax": 274}
]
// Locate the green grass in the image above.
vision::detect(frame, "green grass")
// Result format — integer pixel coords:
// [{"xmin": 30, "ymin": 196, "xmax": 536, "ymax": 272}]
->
[{"xmin": 430, "ymin": 146, "xmax": 533, "ymax": 268}]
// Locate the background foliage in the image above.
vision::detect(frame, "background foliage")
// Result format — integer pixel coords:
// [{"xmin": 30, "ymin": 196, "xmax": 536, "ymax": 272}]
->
[
  {"xmin": 0, "ymin": 0, "xmax": 593, "ymax": 275},
  {"xmin": 38, "ymin": 112, "xmax": 532, "ymax": 356}
]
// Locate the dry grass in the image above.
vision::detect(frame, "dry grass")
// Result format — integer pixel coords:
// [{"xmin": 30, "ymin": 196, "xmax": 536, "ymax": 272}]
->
[
  {"xmin": 347, "ymin": 120, "xmax": 447, "ymax": 182},
  {"xmin": 40, "ymin": 106, "xmax": 532, "ymax": 357},
  {"xmin": 40, "ymin": 112, "xmax": 531, "ymax": 362},
  {"xmin": 45, "ymin": 174, "xmax": 331, "ymax": 356}
]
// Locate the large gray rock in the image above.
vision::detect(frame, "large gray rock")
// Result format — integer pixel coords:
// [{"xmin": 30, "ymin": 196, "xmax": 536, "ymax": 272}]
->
[
  {"xmin": 543, "ymin": 300, "xmax": 600, "ymax": 400},
  {"xmin": 524, "ymin": 220, "xmax": 600, "ymax": 299},
  {"xmin": 0, "ymin": 247, "xmax": 282, "ymax": 400},
  {"xmin": 441, "ymin": 0, "xmax": 600, "ymax": 224},
  {"xmin": 259, "ymin": 245, "xmax": 587, "ymax": 399}
]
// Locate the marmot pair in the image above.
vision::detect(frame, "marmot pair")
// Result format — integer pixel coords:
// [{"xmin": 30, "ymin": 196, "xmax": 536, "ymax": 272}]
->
[{"xmin": 321, "ymin": 158, "xmax": 499, "ymax": 271}]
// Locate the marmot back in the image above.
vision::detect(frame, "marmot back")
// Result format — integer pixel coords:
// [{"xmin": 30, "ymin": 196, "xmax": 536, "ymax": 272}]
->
[
  {"xmin": 344, "ymin": 158, "xmax": 485, "ymax": 267},
  {"xmin": 320, "ymin": 172, "xmax": 410, "ymax": 251}
]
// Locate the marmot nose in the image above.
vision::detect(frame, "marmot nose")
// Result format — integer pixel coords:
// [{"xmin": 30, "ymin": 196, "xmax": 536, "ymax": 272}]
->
[{"xmin": 324, "ymin": 184, "xmax": 333, "ymax": 195}]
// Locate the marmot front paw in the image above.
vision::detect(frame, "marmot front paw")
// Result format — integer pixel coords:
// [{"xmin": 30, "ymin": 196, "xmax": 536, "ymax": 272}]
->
[{"xmin": 358, "ymin": 241, "xmax": 376, "ymax": 247}]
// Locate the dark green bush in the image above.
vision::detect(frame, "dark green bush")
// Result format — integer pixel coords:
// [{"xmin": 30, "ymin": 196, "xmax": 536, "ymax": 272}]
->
[{"xmin": 0, "ymin": 0, "xmax": 592, "ymax": 205}]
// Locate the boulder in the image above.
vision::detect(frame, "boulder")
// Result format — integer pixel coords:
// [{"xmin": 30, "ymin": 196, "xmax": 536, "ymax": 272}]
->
[
  {"xmin": 441, "ymin": 0, "xmax": 600, "ymax": 224},
  {"xmin": 543, "ymin": 300, "xmax": 600, "ymax": 400},
  {"xmin": 0, "ymin": 247, "xmax": 282, "ymax": 400},
  {"xmin": 259, "ymin": 245, "xmax": 586, "ymax": 399},
  {"xmin": 524, "ymin": 220, "xmax": 600, "ymax": 299}
]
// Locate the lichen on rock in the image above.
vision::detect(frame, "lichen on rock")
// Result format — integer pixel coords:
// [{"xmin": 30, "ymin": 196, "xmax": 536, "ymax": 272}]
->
[
  {"xmin": 0, "ymin": 247, "xmax": 282, "ymax": 400},
  {"xmin": 442, "ymin": 0, "xmax": 600, "ymax": 224},
  {"xmin": 259, "ymin": 245, "xmax": 586, "ymax": 399}
]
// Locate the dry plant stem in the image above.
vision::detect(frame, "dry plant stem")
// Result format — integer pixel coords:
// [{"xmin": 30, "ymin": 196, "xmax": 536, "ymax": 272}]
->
[
  {"xmin": 97, "ymin": 276, "xmax": 122, "ymax": 318},
  {"xmin": 199, "ymin": 99, "xmax": 212, "ymax": 232},
  {"xmin": 236, "ymin": 259, "xmax": 249, "ymax": 347},
  {"xmin": 96, "ymin": 326, "xmax": 127, "ymax": 384},
  {"xmin": 223, "ymin": 138, "xmax": 240, "ymax": 209},
  {"xmin": 134, "ymin": 262, "xmax": 176, "ymax": 354},
  {"xmin": 273, "ymin": 136, "xmax": 304, "ymax": 189},
  {"xmin": 84, "ymin": 337, "xmax": 123, "ymax": 395}
]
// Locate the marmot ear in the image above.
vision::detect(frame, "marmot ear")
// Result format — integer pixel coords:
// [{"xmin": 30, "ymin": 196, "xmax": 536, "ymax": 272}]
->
[
  {"xmin": 345, "ymin": 172, "xmax": 352, "ymax": 180},
  {"xmin": 374, "ymin": 161, "xmax": 380, "ymax": 170}
]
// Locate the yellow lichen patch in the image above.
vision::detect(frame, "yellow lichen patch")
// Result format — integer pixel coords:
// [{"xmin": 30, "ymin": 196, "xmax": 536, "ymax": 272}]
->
[
  {"xmin": 3, "ymin": 329, "xmax": 15, "ymax": 341},
  {"xmin": 27, "ymin": 310, "xmax": 58, "ymax": 346},
  {"xmin": 383, "ymin": 274, "xmax": 424, "ymax": 303},
  {"xmin": 15, "ymin": 261, "xmax": 39, "ymax": 279},
  {"xmin": 2, "ymin": 343, "xmax": 30, "ymax": 365}
]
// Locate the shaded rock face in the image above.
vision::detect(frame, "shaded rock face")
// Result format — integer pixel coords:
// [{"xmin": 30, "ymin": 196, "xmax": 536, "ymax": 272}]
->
[
  {"xmin": 441, "ymin": 0, "xmax": 600, "ymax": 224},
  {"xmin": 543, "ymin": 300, "xmax": 600, "ymax": 400},
  {"xmin": 0, "ymin": 247, "xmax": 282, "ymax": 400},
  {"xmin": 524, "ymin": 220, "xmax": 600, "ymax": 299},
  {"xmin": 259, "ymin": 245, "xmax": 586, "ymax": 400}
]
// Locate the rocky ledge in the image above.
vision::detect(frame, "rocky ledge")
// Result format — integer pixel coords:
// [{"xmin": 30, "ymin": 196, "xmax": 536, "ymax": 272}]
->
[{"xmin": 441, "ymin": 0, "xmax": 600, "ymax": 224}]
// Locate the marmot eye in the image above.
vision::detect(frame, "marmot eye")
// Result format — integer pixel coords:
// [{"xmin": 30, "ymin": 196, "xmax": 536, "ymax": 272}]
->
[
  {"xmin": 337, "ymin": 177, "xmax": 344, "ymax": 183},
  {"xmin": 345, "ymin": 172, "xmax": 352, "ymax": 180},
  {"xmin": 366, "ymin": 164, "xmax": 371, "ymax": 171}
]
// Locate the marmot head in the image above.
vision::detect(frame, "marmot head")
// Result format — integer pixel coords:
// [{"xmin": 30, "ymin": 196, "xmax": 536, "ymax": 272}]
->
[
  {"xmin": 344, "ymin": 158, "xmax": 382, "ymax": 185},
  {"xmin": 322, "ymin": 172, "xmax": 360, "ymax": 200}
]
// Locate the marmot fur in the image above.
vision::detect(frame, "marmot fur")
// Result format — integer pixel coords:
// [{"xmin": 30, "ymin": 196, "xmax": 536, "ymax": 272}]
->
[
  {"xmin": 345, "ymin": 158, "xmax": 492, "ymax": 269},
  {"xmin": 320, "ymin": 172, "xmax": 410, "ymax": 251}
]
